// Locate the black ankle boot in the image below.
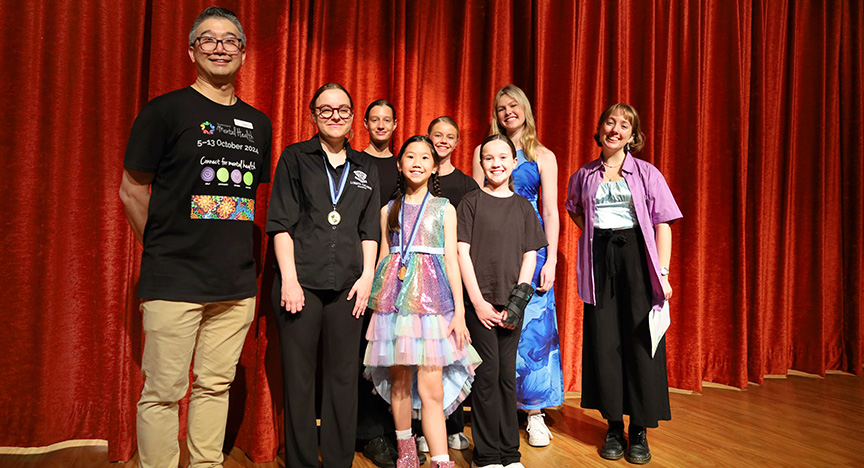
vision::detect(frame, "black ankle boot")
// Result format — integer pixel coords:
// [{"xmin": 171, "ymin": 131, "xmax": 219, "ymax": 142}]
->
[
  {"xmin": 362, "ymin": 435, "xmax": 397, "ymax": 468},
  {"xmin": 600, "ymin": 427, "xmax": 626, "ymax": 460},
  {"xmin": 626, "ymin": 427, "xmax": 651, "ymax": 464}
]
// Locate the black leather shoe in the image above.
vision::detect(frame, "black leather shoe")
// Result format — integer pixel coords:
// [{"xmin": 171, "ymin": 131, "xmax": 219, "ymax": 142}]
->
[
  {"xmin": 626, "ymin": 429, "xmax": 651, "ymax": 464},
  {"xmin": 416, "ymin": 439, "xmax": 427, "ymax": 465},
  {"xmin": 362, "ymin": 435, "xmax": 397, "ymax": 468},
  {"xmin": 600, "ymin": 429, "xmax": 626, "ymax": 460}
]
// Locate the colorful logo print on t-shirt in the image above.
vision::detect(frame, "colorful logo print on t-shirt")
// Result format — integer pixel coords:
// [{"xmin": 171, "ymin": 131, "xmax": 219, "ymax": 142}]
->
[
  {"xmin": 216, "ymin": 168, "xmax": 230, "ymax": 182},
  {"xmin": 201, "ymin": 167, "xmax": 216, "ymax": 182},
  {"xmin": 202, "ymin": 167, "xmax": 254, "ymax": 186},
  {"xmin": 200, "ymin": 121, "xmax": 215, "ymax": 135},
  {"xmin": 191, "ymin": 195, "xmax": 254, "ymax": 221}
]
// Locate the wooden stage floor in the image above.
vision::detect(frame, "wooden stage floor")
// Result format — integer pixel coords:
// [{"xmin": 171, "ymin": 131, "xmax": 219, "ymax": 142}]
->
[{"xmin": 2, "ymin": 371, "xmax": 861, "ymax": 467}]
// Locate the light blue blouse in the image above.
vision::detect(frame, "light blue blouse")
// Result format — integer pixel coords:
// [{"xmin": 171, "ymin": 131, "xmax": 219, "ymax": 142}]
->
[{"xmin": 593, "ymin": 179, "xmax": 637, "ymax": 229}]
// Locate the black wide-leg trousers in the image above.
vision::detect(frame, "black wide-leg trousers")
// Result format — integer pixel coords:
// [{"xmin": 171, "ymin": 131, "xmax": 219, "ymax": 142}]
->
[
  {"xmin": 580, "ymin": 227, "xmax": 671, "ymax": 428},
  {"xmin": 356, "ymin": 309, "xmax": 396, "ymax": 441},
  {"xmin": 273, "ymin": 281, "xmax": 364, "ymax": 468},
  {"xmin": 466, "ymin": 301, "xmax": 522, "ymax": 466}
]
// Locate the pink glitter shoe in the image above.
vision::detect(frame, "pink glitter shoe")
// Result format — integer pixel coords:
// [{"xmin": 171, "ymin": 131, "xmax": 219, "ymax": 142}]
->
[
  {"xmin": 430, "ymin": 461, "xmax": 456, "ymax": 468},
  {"xmin": 396, "ymin": 436, "xmax": 420, "ymax": 468}
]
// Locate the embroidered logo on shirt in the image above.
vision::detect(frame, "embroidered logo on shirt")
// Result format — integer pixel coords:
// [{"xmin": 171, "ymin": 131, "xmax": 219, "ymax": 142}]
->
[{"xmin": 350, "ymin": 170, "xmax": 372, "ymax": 191}]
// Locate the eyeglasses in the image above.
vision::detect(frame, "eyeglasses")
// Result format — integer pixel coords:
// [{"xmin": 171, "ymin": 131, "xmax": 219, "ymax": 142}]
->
[
  {"xmin": 195, "ymin": 35, "xmax": 243, "ymax": 54},
  {"xmin": 315, "ymin": 106, "xmax": 354, "ymax": 119}
]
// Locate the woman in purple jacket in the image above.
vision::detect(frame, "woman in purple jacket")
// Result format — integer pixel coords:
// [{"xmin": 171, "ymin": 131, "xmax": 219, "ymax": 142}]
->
[{"xmin": 565, "ymin": 103, "xmax": 682, "ymax": 465}]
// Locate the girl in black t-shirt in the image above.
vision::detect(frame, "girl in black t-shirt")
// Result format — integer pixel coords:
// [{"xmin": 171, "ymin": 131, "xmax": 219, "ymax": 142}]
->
[
  {"xmin": 456, "ymin": 135, "xmax": 547, "ymax": 468},
  {"xmin": 363, "ymin": 99, "xmax": 399, "ymax": 206},
  {"xmin": 414, "ymin": 117, "xmax": 478, "ymax": 452},
  {"xmin": 427, "ymin": 116, "xmax": 479, "ymax": 210}
]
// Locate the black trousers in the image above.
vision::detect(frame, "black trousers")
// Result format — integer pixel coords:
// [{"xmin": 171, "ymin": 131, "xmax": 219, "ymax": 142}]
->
[
  {"xmin": 445, "ymin": 403, "xmax": 466, "ymax": 434},
  {"xmin": 465, "ymin": 301, "xmax": 522, "ymax": 466},
  {"xmin": 580, "ymin": 227, "xmax": 671, "ymax": 428},
  {"xmin": 272, "ymin": 281, "xmax": 364, "ymax": 468},
  {"xmin": 357, "ymin": 309, "xmax": 396, "ymax": 441}
]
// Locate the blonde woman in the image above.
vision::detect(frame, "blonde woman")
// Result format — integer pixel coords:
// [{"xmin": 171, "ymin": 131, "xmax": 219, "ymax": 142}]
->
[{"xmin": 472, "ymin": 84, "xmax": 564, "ymax": 447}]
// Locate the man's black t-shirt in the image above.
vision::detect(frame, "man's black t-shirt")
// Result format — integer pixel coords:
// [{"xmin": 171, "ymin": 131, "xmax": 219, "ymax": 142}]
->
[
  {"xmin": 124, "ymin": 87, "xmax": 272, "ymax": 302},
  {"xmin": 457, "ymin": 190, "xmax": 547, "ymax": 305},
  {"xmin": 439, "ymin": 167, "xmax": 479, "ymax": 208}
]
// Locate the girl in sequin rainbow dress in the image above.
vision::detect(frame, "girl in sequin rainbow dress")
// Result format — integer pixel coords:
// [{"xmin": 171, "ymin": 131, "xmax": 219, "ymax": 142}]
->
[{"xmin": 364, "ymin": 135, "xmax": 482, "ymax": 468}]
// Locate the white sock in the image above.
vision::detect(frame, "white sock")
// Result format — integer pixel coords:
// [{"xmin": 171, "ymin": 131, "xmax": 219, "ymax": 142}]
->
[
  {"xmin": 431, "ymin": 455, "xmax": 451, "ymax": 462},
  {"xmin": 395, "ymin": 429, "xmax": 412, "ymax": 440}
]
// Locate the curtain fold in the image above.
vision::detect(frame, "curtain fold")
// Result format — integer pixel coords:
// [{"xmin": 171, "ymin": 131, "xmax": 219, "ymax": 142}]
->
[
  {"xmin": 839, "ymin": 0, "xmax": 864, "ymax": 376},
  {"xmin": 0, "ymin": 0, "xmax": 860, "ymax": 462}
]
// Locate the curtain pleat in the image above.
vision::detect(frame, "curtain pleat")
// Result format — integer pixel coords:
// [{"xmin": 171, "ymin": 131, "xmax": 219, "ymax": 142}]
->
[{"xmin": 0, "ymin": 0, "xmax": 860, "ymax": 462}]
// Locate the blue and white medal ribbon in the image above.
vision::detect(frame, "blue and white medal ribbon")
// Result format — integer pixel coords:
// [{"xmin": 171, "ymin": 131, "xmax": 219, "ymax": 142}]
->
[
  {"xmin": 397, "ymin": 191, "xmax": 431, "ymax": 281},
  {"xmin": 323, "ymin": 156, "xmax": 350, "ymax": 225}
]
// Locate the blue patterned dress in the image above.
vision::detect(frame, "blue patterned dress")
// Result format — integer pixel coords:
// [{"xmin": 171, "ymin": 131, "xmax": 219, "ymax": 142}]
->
[{"xmin": 513, "ymin": 149, "xmax": 565, "ymax": 409}]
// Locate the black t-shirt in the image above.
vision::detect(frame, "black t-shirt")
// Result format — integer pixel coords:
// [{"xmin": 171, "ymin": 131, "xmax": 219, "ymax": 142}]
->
[
  {"xmin": 124, "ymin": 87, "xmax": 272, "ymax": 302},
  {"xmin": 439, "ymin": 167, "xmax": 479, "ymax": 208},
  {"xmin": 457, "ymin": 190, "xmax": 547, "ymax": 305},
  {"xmin": 365, "ymin": 152, "xmax": 399, "ymax": 206},
  {"xmin": 267, "ymin": 135, "xmax": 381, "ymax": 291}
]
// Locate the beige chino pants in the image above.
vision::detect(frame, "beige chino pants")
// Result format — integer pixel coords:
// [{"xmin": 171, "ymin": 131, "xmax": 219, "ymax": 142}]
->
[{"xmin": 136, "ymin": 297, "xmax": 255, "ymax": 468}]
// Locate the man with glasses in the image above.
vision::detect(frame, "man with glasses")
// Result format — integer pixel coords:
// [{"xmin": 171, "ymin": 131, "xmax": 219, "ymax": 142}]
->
[{"xmin": 119, "ymin": 7, "xmax": 271, "ymax": 467}]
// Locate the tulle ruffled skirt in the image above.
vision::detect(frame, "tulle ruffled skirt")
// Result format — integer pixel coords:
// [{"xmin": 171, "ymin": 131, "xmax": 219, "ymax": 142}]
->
[{"xmin": 364, "ymin": 252, "xmax": 482, "ymax": 415}]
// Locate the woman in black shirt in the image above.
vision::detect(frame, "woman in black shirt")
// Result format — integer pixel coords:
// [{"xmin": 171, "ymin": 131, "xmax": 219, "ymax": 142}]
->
[{"xmin": 267, "ymin": 83, "xmax": 380, "ymax": 468}]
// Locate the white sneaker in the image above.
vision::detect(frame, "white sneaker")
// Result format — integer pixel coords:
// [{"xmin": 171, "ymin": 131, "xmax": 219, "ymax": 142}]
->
[
  {"xmin": 503, "ymin": 463, "xmax": 526, "ymax": 468},
  {"xmin": 448, "ymin": 432, "xmax": 470, "ymax": 450},
  {"xmin": 526, "ymin": 413, "xmax": 553, "ymax": 447},
  {"xmin": 417, "ymin": 435, "xmax": 429, "ymax": 452}
]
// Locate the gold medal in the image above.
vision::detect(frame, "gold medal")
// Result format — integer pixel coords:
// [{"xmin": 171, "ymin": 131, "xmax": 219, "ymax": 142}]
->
[
  {"xmin": 398, "ymin": 266, "xmax": 407, "ymax": 281},
  {"xmin": 323, "ymin": 157, "xmax": 349, "ymax": 227}
]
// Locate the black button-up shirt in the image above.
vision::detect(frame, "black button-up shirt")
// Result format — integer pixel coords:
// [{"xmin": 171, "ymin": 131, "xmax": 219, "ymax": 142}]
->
[{"xmin": 267, "ymin": 135, "xmax": 381, "ymax": 291}]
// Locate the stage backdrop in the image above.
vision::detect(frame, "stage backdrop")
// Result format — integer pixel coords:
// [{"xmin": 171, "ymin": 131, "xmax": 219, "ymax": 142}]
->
[{"xmin": 0, "ymin": 0, "xmax": 861, "ymax": 462}]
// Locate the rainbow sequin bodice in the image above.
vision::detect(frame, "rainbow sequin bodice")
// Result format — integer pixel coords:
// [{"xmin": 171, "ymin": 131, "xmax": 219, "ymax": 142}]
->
[{"xmin": 388, "ymin": 196, "xmax": 447, "ymax": 253}]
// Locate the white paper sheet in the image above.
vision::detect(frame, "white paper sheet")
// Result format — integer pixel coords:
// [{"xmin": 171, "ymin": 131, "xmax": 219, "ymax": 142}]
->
[{"xmin": 649, "ymin": 301, "xmax": 670, "ymax": 358}]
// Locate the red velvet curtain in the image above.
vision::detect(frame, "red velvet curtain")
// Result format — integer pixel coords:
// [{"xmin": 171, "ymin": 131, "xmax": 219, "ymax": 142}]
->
[{"xmin": 1, "ymin": 0, "xmax": 861, "ymax": 462}]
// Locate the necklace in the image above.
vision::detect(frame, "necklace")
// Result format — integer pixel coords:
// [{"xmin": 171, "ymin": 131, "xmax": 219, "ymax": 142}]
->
[{"xmin": 602, "ymin": 159, "xmax": 622, "ymax": 169}]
